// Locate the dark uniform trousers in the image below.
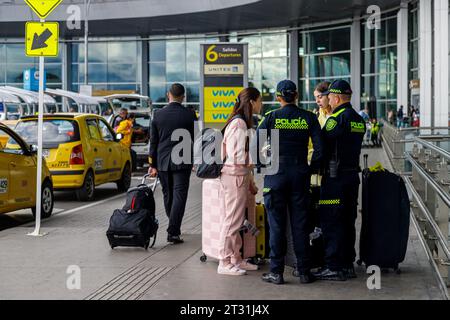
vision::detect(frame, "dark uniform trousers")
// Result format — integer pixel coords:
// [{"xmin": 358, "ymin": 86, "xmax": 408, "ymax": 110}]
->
[
  {"xmin": 264, "ymin": 166, "xmax": 312, "ymax": 274},
  {"xmin": 158, "ymin": 169, "xmax": 191, "ymax": 237},
  {"xmin": 319, "ymin": 172, "xmax": 360, "ymax": 271}
]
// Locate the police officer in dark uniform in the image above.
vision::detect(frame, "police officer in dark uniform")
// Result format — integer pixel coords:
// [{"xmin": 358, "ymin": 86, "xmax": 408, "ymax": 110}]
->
[
  {"xmin": 257, "ymin": 80, "xmax": 323, "ymax": 284},
  {"xmin": 313, "ymin": 80, "xmax": 366, "ymax": 281}
]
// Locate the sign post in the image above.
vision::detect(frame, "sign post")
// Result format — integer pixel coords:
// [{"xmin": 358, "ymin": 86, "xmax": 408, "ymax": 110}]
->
[
  {"xmin": 24, "ymin": 0, "xmax": 62, "ymax": 237},
  {"xmin": 200, "ymin": 43, "xmax": 248, "ymax": 130}
]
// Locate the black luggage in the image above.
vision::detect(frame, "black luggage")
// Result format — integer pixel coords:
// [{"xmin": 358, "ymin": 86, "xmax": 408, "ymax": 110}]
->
[
  {"xmin": 107, "ymin": 174, "xmax": 159, "ymax": 250},
  {"xmin": 286, "ymin": 180, "xmax": 325, "ymax": 275},
  {"xmin": 357, "ymin": 154, "xmax": 410, "ymax": 272}
]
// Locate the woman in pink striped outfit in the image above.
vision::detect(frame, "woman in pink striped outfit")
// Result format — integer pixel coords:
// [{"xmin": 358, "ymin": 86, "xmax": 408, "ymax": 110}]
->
[{"xmin": 218, "ymin": 87, "xmax": 262, "ymax": 276}]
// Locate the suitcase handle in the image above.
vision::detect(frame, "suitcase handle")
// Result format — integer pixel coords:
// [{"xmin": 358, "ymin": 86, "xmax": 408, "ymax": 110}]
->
[{"xmin": 127, "ymin": 174, "xmax": 159, "ymax": 193}]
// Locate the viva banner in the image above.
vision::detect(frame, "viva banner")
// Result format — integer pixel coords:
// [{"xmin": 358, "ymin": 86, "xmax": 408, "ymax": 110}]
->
[{"xmin": 201, "ymin": 43, "xmax": 248, "ymax": 127}]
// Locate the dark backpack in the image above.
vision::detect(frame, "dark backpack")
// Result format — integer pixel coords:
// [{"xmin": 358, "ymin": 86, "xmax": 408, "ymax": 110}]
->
[
  {"xmin": 123, "ymin": 184, "xmax": 158, "ymax": 239},
  {"xmin": 195, "ymin": 115, "xmax": 246, "ymax": 179}
]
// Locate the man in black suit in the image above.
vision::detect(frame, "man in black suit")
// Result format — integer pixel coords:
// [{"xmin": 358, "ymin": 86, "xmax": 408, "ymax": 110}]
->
[{"xmin": 148, "ymin": 83, "xmax": 196, "ymax": 244}]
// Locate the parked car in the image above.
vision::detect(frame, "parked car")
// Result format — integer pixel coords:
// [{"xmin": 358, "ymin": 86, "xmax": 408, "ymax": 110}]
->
[
  {"xmin": 14, "ymin": 113, "xmax": 131, "ymax": 201},
  {"xmin": 0, "ymin": 123, "xmax": 54, "ymax": 218}
]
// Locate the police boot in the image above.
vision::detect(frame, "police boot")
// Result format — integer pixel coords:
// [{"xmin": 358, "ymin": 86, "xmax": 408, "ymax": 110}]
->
[
  {"xmin": 312, "ymin": 267, "xmax": 346, "ymax": 281},
  {"xmin": 343, "ymin": 265, "xmax": 357, "ymax": 279},
  {"xmin": 261, "ymin": 272, "xmax": 284, "ymax": 285},
  {"xmin": 298, "ymin": 271, "xmax": 316, "ymax": 284}
]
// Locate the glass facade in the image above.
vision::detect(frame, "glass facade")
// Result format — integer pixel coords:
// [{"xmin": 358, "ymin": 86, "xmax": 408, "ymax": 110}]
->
[
  {"xmin": 231, "ymin": 32, "xmax": 289, "ymax": 113},
  {"xmin": 148, "ymin": 36, "xmax": 218, "ymax": 110},
  {"xmin": 361, "ymin": 14, "xmax": 398, "ymax": 119},
  {"xmin": 0, "ymin": 42, "xmax": 63, "ymax": 89},
  {"xmin": 71, "ymin": 39, "xmax": 141, "ymax": 93},
  {"xmin": 299, "ymin": 25, "xmax": 351, "ymax": 110}
]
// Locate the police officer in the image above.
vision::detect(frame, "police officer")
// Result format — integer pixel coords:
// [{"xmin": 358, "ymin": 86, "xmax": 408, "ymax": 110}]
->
[
  {"xmin": 257, "ymin": 80, "xmax": 323, "ymax": 284},
  {"xmin": 313, "ymin": 80, "xmax": 366, "ymax": 281}
]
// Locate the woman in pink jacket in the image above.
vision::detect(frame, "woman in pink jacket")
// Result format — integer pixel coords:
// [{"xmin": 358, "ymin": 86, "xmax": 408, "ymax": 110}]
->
[{"xmin": 218, "ymin": 87, "xmax": 262, "ymax": 276}]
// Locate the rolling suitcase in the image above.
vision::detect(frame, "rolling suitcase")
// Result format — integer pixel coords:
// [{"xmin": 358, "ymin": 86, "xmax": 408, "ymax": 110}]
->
[
  {"xmin": 200, "ymin": 178, "xmax": 259, "ymax": 263},
  {"xmin": 357, "ymin": 154, "xmax": 410, "ymax": 273},
  {"xmin": 106, "ymin": 174, "xmax": 159, "ymax": 250},
  {"xmin": 255, "ymin": 202, "xmax": 270, "ymax": 260}
]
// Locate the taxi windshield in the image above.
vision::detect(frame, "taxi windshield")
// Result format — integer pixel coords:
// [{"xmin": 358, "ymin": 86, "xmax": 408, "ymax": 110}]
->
[{"xmin": 15, "ymin": 119, "xmax": 81, "ymax": 149}]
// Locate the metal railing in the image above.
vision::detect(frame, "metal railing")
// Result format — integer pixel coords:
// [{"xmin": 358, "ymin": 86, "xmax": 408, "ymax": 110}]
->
[{"xmin": 381, "ymin": 121, "xmax": 450, "ymax": 299}]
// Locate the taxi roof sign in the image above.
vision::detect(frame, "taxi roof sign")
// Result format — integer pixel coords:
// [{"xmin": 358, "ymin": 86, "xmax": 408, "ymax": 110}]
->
[
  {"xmin": 24, "ymin": 0, "xmax": 63, "ymax": 19},
  {"xmin": 25, "ymin": 22, "xmax": 59, "ymax": 57}
]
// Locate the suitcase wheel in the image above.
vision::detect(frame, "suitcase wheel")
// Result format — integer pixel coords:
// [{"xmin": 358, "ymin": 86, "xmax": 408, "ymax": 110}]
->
[
  {"xmin": 356, "ymin": 259, "xmax": 362, "ymax": 266},
  {"xmin": 200, "ymin": 254, "xmax": 207, "ymax": 263},
  {"xmin": 292, "ymin": 269, "xmax": 300, "ymax": 277}
]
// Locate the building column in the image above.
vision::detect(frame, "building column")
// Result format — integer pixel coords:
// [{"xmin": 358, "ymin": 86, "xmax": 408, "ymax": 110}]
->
[
  {"xmin": 289, "ymin": 29, "xmax": 299, "ymax": 89},
  {"xmin": 419, "ymin": 0, "xmax": 433, "ymax": 127},
  {"xmin": 434, "ymin": 0, "xmax": 449, "ymax": 127},
  {"xmin": 62, "ymin": 41, "xmax": 72, "ymax": 91},
  {"xmin": 350, "ymin": 18, "xmax": 361, "ymax": 110},
  {"xmin": 141, "ymin": 38, "xmax": 149, "ymax": 96},
  {"xmin": 397, "ymin": 1, "xmax": 409, "ymax": 111}
]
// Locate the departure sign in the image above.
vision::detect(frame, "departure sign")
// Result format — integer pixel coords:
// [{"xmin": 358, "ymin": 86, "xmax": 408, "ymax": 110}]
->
[{"xmin": 200, "ymin": 43, "xmax": 248, "ymax": 128}]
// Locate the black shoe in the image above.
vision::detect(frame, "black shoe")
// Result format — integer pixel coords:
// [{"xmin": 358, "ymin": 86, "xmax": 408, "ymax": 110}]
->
[
  {"xmin": 343, "ymin": 266, "xmax": 357, "ymax": 279},
  {"xmin": 261, "ymin": 272, "xmax": 284, "ymax": 285},
  {"xmin": 167, "ymin": 235, "xmax": 184, "ymax": 244},
  {"xmin": 312, "ymin": 268, "xmax": 346, "ymax": 281},
  {"xmin": 299, "ymin": 272, "xmax": 316, "ymax": 284}
]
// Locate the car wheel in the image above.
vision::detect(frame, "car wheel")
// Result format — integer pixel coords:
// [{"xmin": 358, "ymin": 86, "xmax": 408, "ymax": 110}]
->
[
  {"xmin": 31, "ymin": 180, "xmax": 54, "ymax": 219},
  {"xmin": 76, "ymin": 171, "xmax": 95, "ymax": 201},
  {"xmin": 117, "ymin": 163, "xmax": 131, "ymax": 192}
]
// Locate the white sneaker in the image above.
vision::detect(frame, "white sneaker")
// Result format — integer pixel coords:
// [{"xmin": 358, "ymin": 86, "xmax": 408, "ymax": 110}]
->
[
  {"xmin": 235, "ymin": 260, "xmax": 259, "ymax": 271},
  {"xmin": 217, "ymin": 264, "xmax": 247, "ymax": 276}
]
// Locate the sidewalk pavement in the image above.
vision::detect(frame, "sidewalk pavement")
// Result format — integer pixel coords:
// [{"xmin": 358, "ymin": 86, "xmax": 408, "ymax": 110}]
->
[{"xmin": 0, "ymin": 147, "xmax": 445, "ymax": 300}]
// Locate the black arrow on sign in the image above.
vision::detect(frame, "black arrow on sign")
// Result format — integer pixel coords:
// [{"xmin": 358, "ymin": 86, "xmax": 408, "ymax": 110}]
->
[{"xmin": 31, "ymin": 28, "xmax": 53, "ymax": 50}]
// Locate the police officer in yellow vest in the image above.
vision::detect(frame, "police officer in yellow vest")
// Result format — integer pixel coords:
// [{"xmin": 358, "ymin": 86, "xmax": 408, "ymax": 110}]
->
[
  {"xmin": 313, "ymin": 80, "xmax": 366, "ymax": 281},
  {"xmin": 257, "ymin": 80, "xmax": 323, "ymax": 285}
]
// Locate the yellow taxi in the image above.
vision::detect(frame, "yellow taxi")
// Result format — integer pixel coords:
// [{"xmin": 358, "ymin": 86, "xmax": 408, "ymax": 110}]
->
[
  {"xmin": 14, "ymin": 114, "xmax": 132, "ymax": 201},
  {"xmin": 0, "ymin": 123, "xmax": 54, "ymax": 218}
]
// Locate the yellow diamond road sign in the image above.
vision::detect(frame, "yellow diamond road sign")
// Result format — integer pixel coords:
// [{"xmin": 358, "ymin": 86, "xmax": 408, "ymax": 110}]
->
[
  {"xmin": 25, "ymin": 22, "xmax": 59, "ymax": 57},
  {"xmin": 24, "ymin": 0, "xmax": 63, "ymax": 19}
]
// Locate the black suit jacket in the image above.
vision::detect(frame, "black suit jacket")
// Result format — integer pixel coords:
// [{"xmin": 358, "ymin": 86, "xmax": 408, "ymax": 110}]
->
[{"xmin": 149, "ymin": 102, "xmax": 196, "ymax": 171}]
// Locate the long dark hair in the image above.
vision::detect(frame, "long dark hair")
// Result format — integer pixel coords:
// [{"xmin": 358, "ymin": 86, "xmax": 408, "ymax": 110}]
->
[{"xmin": 224, "ymin": 87, "xmax": 260, "ymax": 129}]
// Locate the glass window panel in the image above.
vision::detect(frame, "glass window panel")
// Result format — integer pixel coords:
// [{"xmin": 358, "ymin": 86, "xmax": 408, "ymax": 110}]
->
[
  {"xmin": 376, "ymin": 20, "xmax": 387, "ymax": 46},
  {"xmin": 149, "ymin": 41, "xmax": 166, "ymax": 62},
  {"xmin": 261, "ymin": 80, "xmax": 277, "ymax": 102},
  {"xmin": 71, "ymin": 64, "xmax": 79, "ymax": 84},
  {"xmin": 76, "ymin": 43, "xmax": 107, "ymax": 63},
  {"xmin": 46, "ymin": 64, "xmax": 62, "ymax": 84},
  {"xmin": 309, "ymin": 55, "xmax": 332, "ymax": 78},
  {"xmin": 149, "ymin": 62, "xmax": 166, "ymax": 83},
  {"xmin": 186, "ymin": 40, "xmax": 201, "ymax": 81},
  {"xmin": 0, "ymin": 44, "xmax": 5, "ymax": 62},
  {"xmin": 376, "ymin": 47, "xmax": 387, "ymax": 74},
  {"xmin": 186, "ymin": 83, "xmax": 199, "ymax": 103},
  {"xmin": 239, "ymin": 35, "xmax": 261, "ymax": 58},
  {"xmin": 262, "ymin": 34, "xmax": 287, "ymax": 57},
  {"xmin": 329, "ymin": 28, "xmax": 351, "ymax": 52},
  {"xmin": 6, "ymin": 64, "xmax": 31, "ymax": 83},
  {"xmin": 387, "ymin": 72, "xmax": 397, "ymax": 99},
  {"xmin": 248, "ymin": 81, "xmax": 262, "ymax": 93},
  {"xmin": 0, "ymin": 64, "xmax": 5, "ymax": 84},
  {"xmin": 166, "ymin": 40, "xmax": 185, "ymax": 82},
  {"xmin": 262, "ymin": 58, "xmax": 287, "ymax": 80},
  {"xmin": 72, "ymin": 43, "xmax": 81, "ymax": 63},
  {"xmin": 386, "ymin": 46, "xmax": 397, "ymax": 73},
  {"xmin": 6, "ymin": 44, "xmax": 32, "ymax": 63},
  {"xmin": 78, "ymin": 63, "xmax": 107, "ymax": 83},
  {"xmin": 307, "ymin": 31, "xmax": 329, "ymax": 54},
  {"xmin": 378, "ymin": 74, "xmax": 387, "ymax": 99},
  {"xmin": 332, "ymin": 53, "xmax": 350, "ymax": 76},
  {"xmin": 107, "ymin": 42, "xmax": 138, "ymax": 63},
  {"xmin": 386, "ymin": 17, "xmax": 397, "ymax": 44},
  {"xmin": 248, "ymin": 59, "xmax": 261, "ymax": 81},
  {"xmin": 149, "ymin": 84, "xmax": 167, "ymax": 103},
  {"xmin": 107, "ymin": 63, "xmax": 137, "ymax": 82}
]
